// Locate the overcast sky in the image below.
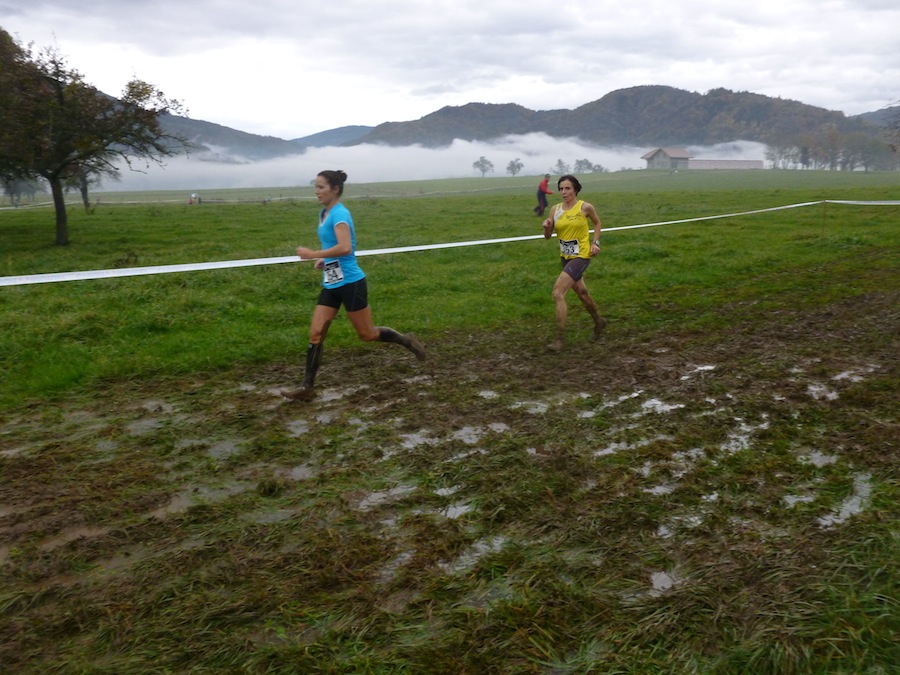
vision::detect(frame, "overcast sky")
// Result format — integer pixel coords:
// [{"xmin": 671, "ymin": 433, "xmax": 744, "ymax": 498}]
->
[{"xmin": 4, "ymin": 0, "xmax": 898, "ymax": 142}]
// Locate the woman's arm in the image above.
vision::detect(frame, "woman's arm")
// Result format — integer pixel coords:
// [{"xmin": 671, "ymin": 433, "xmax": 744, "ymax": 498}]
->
[
  {"xmin": 296, "ymin": 222, "xmax": 352, "ymax": 259},
  {"xmin": 583, "ymin": 202, "xmax": 601, "ymax": 255},
  {"xmin": 542, "ymin": 205, "xmax": 557, "ymax": 239}
]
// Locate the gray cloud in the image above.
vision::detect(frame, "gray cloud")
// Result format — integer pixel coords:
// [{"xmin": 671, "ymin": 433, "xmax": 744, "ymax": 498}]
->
[{"xmin": 3, "ymin": 1, "xmax": 898, "ymax": 140}]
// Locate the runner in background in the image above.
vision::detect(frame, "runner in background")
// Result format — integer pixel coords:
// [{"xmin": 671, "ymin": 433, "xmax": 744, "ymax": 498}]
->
[{"xmin": 533, "ymin": 174, "xmax": 554, "ymax": 216}]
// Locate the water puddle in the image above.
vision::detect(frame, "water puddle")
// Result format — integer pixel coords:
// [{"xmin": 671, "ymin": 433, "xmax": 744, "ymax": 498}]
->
[
  {"xmin": 141, "ymin": 399, "xmax": 177, "ymax": 414},
  {"xmin": 207, "ymin": 438, "xmax": 247, "ymax": 460},
  {"xmin": 447, "ymin": 448, "xmax": 487, "ymax": 462},
  {"xmin": 399, "ymin": 430, "xmax": 440, "ymax": 450},
  {"xmin": 357, "ymin": 484, "xmax": 416, "ymax": 512},
  {"xmin": 149, "ymin": 481, "xmax": 252, "ymax": 518},
  {"xmin": 378, "ymin": 550, "xmax": 414, "ymax": 583},
  {"xmin": 600, "ymin": 390, "xmax": 644, "ymax": 410},
  {"xmin": 818, "ymin": 472, "xmax": 872, "ymax": 527},
  {"xmin": 439, "ymin": 535, "xmax": 506, "ymax": 574},
  {"xmin": 318, "ymin": 385, "xmax": 366, "ymax": 402},
  {"xmin": 638, "ymin": 399, "xmax": 686, "ymax": 415},
  {"xmin": 126, "ymin": 418, "xmax": 164, "ymax": 436},
  {"xmin": 800, "ymin": 450, "xmax": 838, "ymax": 467},
  {"xmin": 441, "ymin": 502, "xmax": 473, "ymax": 519},
  {"xmin": 720, "ymin": 417, "xmax": 769, "ymax": 454},
  {"xmin": 511, "ymin": 400, "xmax": 549, "ymax": 415},
  {"xmin": 784, "ymin": 493, "xmax": 816, "ymax": 507},
  {"xmin": 243, "ymin": 508, "xmax": 299, "ymax": 524},
  {"xmin": 680, "ymin": 365, "xmax": 716, "ymax": 380},
  {"xmin": 832, "ymin": 365, "xmax": 877, "ymax": 383},
  {"xmin": 38, "ymin": 525, "xmax": 111, "ymax": 552},
  {"xmin": 402, "ymin": 375, "xmax": 431, "ymax": 384},
  {"xmin": 278, "ymin": 464, "xmax": 315, "ymax": 481},
  {"xmin": 95, "ymin": 544, "xmax": 152, "ymax": 572},
  {"xmin": 0, "ymin": 445, "xmax": 32, "ymax": 458},
  {"xmin": 286, "ymin": 419, "xmax": 310, "ymax": 437},
  {"xmin": 650, "ymin": 570, "xmax": 681, "ymax": 595},
  {"xmin": 595, "ymin": 434, "xmax": 673, "ymax": 458},
  {"xmin": 450, "ymin": 423, "xmax": 509, "ymax": 445},
  {"xmin": 807, "ymin": 383, "xmax": 839, "ymax": 401}
]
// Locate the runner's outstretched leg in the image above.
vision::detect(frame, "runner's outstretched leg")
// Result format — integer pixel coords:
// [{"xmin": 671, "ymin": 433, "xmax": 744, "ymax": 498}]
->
[{"xmin": 376, "ymin": 327, "xmax": 427, "ymax": 361}]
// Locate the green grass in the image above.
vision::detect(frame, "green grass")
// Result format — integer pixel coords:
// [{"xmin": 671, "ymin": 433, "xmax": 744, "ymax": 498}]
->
[{"xmin": 1, "ymin": 170, "xmax": 898, "ymax": 673}]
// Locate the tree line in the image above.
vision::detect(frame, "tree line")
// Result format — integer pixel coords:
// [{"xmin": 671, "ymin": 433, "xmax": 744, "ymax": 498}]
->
[
  {"xmin": 472, "ymin": 157, "xmax": 610, "ymax": 178},
  {"xmin": 0, "ymin": 28, "xmax": 185, "ymax": 244},
  {"xmin": 765, "ymin": 124, "xmax": 899, "ymax": 171}
]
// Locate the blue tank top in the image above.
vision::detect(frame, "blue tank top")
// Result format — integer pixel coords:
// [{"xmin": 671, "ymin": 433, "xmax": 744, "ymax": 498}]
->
[{"xmin": 317, "ymin": 202, "xmax": 366, "ymax": 288}]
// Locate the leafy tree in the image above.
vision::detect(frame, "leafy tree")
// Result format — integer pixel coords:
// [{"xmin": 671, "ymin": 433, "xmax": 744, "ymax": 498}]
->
[
  {"xmin": 884, "ymin": 101, "xmax": 900, "ymax": 167},
  {"xmin": 553, "ymin": 159, "xmax": 570, "ymax": 174},
  {"xmin": 0, "ymin": 29, "xmax": 185, "ymax": 244},
  {"xmin": 2, "ymin": 177, "xmax": 43, "ymax": 206},
  {"xmin": 65, "ymin": 165, "xmax": 120, "ymax": 211},
  {"xmin": 573, "ymin": 159, "xmax": 593, "ymax": 173},
  {"xmin": 473, "ymin": 156, "xmax": 494, "ymax": 177},
  {"xmin": 506, "ymin": 157, "xmax": 523, "ymax": 176}
]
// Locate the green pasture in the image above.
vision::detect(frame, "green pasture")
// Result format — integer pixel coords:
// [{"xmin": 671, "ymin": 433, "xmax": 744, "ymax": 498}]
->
[
  {"xmin": 2, "ymin": 170, "xmax": 897, "ymax": 407},
  {"xmin": 1, "ymin": 169, "xmax": 898, "ymax": 673}
]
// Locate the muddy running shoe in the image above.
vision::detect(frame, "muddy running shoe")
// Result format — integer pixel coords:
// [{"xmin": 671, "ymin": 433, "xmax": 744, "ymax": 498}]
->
[
  {"xmin": 281, "ymin": 386, "xmax": 315, "ymax": 402},
  {"xmin": 403, "ymin": 333, "xmax": 427, "ymax": 361},
  {"xmin": 591, "ymin": 317, "xmax": 608, "ymax": 341},
  {"xmin": 548, "ymin": 337, "xmax": 564, "ymax": 352}
]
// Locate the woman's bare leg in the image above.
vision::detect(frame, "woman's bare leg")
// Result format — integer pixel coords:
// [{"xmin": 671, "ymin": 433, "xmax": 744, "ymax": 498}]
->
[{"xmin": 550, "ymin": 272, "xmax": 576, "ymax": 351}]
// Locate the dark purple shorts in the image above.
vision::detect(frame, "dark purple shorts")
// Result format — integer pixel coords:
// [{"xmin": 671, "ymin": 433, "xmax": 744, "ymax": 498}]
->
[{"xmin": 560, "ymin": 257, "xmax": 590, "ymax": 282}]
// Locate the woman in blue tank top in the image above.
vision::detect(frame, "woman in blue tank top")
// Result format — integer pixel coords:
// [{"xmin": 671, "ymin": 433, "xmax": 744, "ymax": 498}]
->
[{"xmin": 281, "ymin": 170, "xmax": 426, "ymax": 401}]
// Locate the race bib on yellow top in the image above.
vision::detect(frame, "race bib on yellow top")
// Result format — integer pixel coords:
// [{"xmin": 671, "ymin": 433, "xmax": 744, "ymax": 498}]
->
[
  {"xmin": 559, "ymin": 238, "xmax": 579, "ymax": 257},
  {"xmin": 323, "ymin": 260, "xmax": 344, "ymax": 285}
]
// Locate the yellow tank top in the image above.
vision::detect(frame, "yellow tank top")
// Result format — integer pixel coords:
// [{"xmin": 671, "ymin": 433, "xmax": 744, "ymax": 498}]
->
[{"xmin": 553, "ymin": 200, "xmax": 590, "ymax": 259}]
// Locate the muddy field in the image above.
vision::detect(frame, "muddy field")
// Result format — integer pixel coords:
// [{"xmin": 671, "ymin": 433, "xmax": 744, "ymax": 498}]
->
[{"xmin": 1, "ymin": 285, "xmax": 897, "ymax": 671}]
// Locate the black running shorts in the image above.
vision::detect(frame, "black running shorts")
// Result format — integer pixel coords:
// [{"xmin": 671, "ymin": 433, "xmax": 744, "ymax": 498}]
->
[{"xmin": 317, "ymin": 278, "xmax": 369, "ymax": 312}]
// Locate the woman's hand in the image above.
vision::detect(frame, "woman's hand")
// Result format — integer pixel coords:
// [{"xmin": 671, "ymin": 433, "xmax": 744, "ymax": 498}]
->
[
  {"xmin": 542, "ymin": 219, "xmax": 553, "ymax": 239},
  {"xmin": 296, "ymin": 246, "xmax": 316, "ymax": 259}
]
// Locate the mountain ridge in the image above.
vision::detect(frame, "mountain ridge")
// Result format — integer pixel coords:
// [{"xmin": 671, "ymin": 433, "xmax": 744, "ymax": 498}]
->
[{"xmin": 161, "ymin": 85, "xmax": 893, "ymax": 161}]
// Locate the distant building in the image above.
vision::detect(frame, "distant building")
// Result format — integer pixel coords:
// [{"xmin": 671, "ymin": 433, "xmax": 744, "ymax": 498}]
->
[
  {"xmin": 641, "ymin": 147, "xmax": 692, "ymax": 170},
  {"xmin": 642, "ymin": 147, "xmax": 763, "ymax": 170}
]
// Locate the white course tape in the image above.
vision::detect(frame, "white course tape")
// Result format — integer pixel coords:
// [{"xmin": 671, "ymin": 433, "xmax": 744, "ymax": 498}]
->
[{"xmin": 2, "ymin": 199, "xmax": 896, "ymax": 287}]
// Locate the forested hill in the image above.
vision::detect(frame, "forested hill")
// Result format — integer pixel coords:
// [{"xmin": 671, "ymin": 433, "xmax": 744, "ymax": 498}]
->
[
  {"xmin": 355, "ymin": 86, "xmax": 876, "ymax": 148},
  {"xmin": 160, "ymin": 85, "xmax": 888, "ymax": 160}
]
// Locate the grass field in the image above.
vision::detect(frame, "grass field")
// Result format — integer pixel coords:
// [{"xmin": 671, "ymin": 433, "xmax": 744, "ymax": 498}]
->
[{"xmin": 1, "ymin": 170, "xmax": 898, "ymax": 673}]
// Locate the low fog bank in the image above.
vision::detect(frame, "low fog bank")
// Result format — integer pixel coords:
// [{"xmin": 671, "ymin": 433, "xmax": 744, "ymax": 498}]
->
[{"xmin": 103, "ymin": 135, "xmax": 767, "ymax": 192}]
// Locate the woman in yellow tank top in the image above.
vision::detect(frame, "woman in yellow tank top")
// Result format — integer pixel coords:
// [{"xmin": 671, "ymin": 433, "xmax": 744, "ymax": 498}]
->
[{"xmin": 541, "ymin": 175, "xmax": 607, "ymax": 351}]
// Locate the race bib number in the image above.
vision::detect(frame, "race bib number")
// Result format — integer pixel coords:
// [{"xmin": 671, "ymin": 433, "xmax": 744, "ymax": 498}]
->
[
  {"xmin": 559, "ymin": 238, "xmax": 579, "ymax": 257},
  {"xmin": 323, "ymin": 260, "xmax": 344, "ymax": 285}
]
